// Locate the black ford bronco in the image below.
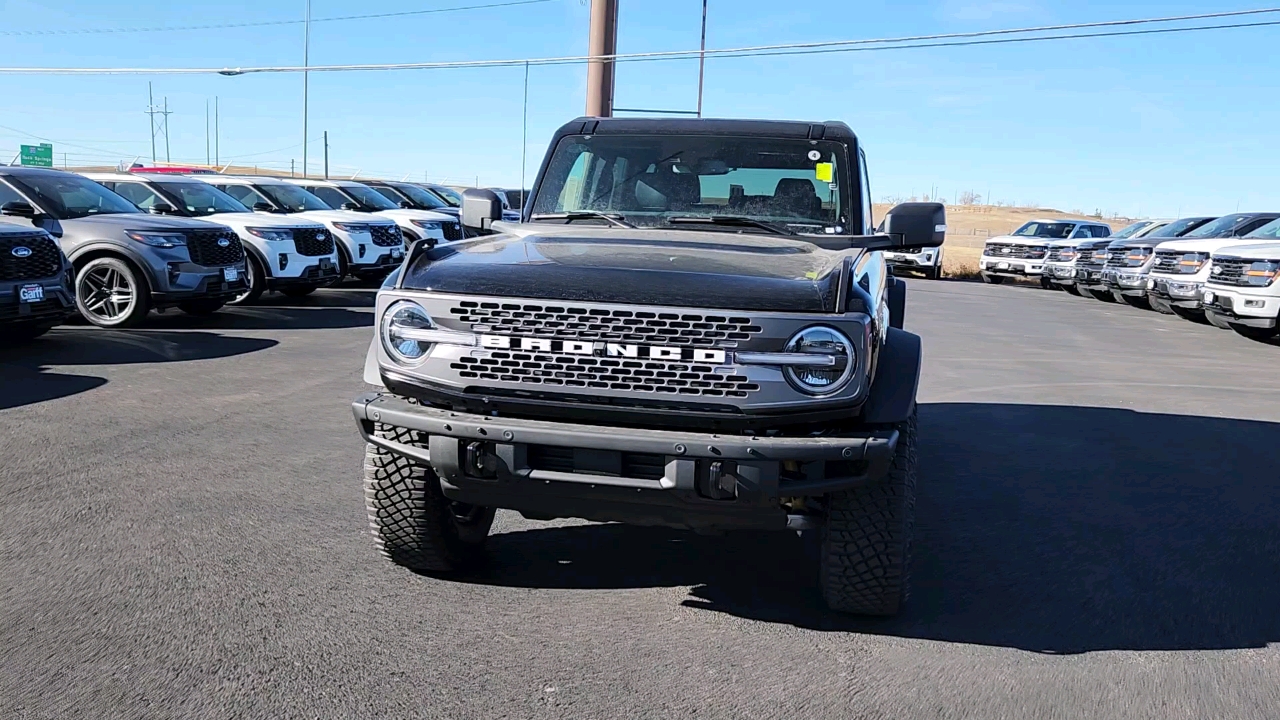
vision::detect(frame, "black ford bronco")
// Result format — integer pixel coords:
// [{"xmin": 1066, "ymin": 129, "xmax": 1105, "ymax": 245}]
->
[{"xmin": 352, "ymin": 117, "xmax": 942, "ymax": 614}]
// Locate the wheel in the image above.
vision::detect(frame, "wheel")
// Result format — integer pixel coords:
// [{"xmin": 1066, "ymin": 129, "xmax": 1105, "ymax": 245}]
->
[
  {"xmin": 1149, "ymin": 296, "xmax": 1176, "ymax": 314},
  {"xmin": 820, "ymin": 409, "xmax": 917, "ymax": 616},
  {"xmin": 1206, "ymin": 312, "xmax": 1233, "ymax": 330},
  {"xmin": 1040, "ymin": 276, "xmax": 1055, "ymax": 290},
  {"xmin": 1170, "ymin": 306, "xmax": 1209, "ymax": 324},
  {"xmin": 1230, "ymin": 324, "xmax": 1279, "ymax": 340},
  {"xmin": 926, "ymin": 266, "xmax": 942, "ymax": 280},
  {"xmin": 75, "ymin": 256, "xmax": 150, "ymax": 328},
  {"xmin": 981, "ymin": 274, "xmax": 1004, "ymax": 285},
  {"xmin": 280, "ymin": 286, "xmax": 317, "ymax": 298},
  {"xmin": 336, "ymin": 246, "xmax": 351, "ymax": 280},
  {"xmin": 1085, "ymin": 288, "xmax": 1117, "ymax": 302},
  {"xmin": 0, "ymin": 323, "xmax": 54, "ymax": 343},
  {"xmin": 364, "ymin": 422, "xmax": 496, "ymax": 573},
  {"xmin": 178, "ymin": 299, "xmax": 226, "ymax": 316},
  {"xmin": 1121, "ymin": 294, "xmax": 1151, "ymax": 310},
  {"xmin": 1110, "ymin": 291, "xmax": 1126, "ymax": 303},
  {"xmin": 1064, "ymin": 283, "xmax": 1083, "ymax": 297},
  {"xmin": 228, "ymin": 255, "xmax": 264, "ymax": 306}
]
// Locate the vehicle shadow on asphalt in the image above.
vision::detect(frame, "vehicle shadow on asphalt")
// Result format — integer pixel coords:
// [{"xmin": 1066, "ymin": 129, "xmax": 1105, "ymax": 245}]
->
[
  {"xmin": 469, "ymin": 403, "xmax": 1280, "ymax": 654},
  {"xmin": 0, "ymin": 329, "xmax": 277, "ymax": 410},
  {"xmin": 143, "ymin": 305, "xmax": 374, "ymax": 331}
]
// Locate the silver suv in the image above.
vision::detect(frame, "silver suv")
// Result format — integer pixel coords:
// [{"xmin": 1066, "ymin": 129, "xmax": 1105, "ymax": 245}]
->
[{"xmin": 0, "ymin": 167, "xmax": 246, "ymax": 327}]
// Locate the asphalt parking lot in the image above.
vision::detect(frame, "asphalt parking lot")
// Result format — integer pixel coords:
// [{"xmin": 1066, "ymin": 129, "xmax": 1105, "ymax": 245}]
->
[{"xmin": 3, "ymin": 280, "xmax": 1279, "ymax": 719}]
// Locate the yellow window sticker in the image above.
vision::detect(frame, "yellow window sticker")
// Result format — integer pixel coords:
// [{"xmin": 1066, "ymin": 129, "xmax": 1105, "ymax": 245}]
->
[{"xmin": 815, "ymin": 162, "xmax": 833, "ymax": 183}]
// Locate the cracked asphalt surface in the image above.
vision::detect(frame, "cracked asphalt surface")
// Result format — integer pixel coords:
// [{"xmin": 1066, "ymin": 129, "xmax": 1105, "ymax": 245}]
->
[{"xmin": 3, "ymin": 280, "xmax": 1279, "ymax": 719}]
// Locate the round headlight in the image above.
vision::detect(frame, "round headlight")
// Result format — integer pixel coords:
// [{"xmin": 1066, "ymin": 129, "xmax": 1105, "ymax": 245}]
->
[
  {"xmin": 783, "ymin": 326, "xmax": 856, "ymax": 396},
  {"xmin": 381, "ymin": 300, "xmax": 435, "ymax": 366}
]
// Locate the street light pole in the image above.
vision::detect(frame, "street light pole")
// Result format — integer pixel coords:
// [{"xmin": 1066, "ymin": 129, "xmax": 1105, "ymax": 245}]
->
[
  {"xmin": 585, "ymin": 0, "xmax": 618, "ymax": 117},
  {"xmin": 302, "ymin": 0, "xmax": 311, "ymax": 178},
  {"xmin": 697, "ymin": 0, "xmax": 707, "ymax": 118}
]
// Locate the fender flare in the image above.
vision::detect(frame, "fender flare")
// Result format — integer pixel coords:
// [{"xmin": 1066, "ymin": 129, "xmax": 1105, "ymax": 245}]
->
[
  {"xmin": 67, "ymin": 241, "xmax": 158, "ymax": 293},
  {"xmin": 861, "ymin": 326, "xmax": 921, "ymax": 425}
]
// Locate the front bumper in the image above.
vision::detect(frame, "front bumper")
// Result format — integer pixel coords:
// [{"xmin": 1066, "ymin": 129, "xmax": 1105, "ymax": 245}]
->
[
  {"xmin": 1101, "ymin": 268, "xmax": 1151, "ymax": 296},
  {"xmin": 1201, "ymin": 288, "xmax": 1279, "ymax": 328},
  {"xmin": 267, "ymin": 260, "xmax": 341, "ymax": 289},
  {"xmin": 0, "ymin": 278, "xmax": 76, "ymax": 326},
  {"xmin": 152, "ymin": 262, "xmax": 249, "ymax": 305},
  {"xmin": 884, "ymin": 249, "xmax": 940, "ymax": 269},
  {"xmin": 1073, "ymin": 266, "xmax": 1109, "ymax": 290},
  {"xmin": 981, "ymin": 257, "xmax": 1044, "ymax": 277},
  {"xmin": 1043, "ymin": 263, "xmax": 1077, "ymax": 284},
  {"xmin": 1147, "ymin": 277, "xmax": 1204, "ymax": 308},
  {"xmin": 349, "ymin": 246, "xmax": 405, "ymax": 275},
  {"xmin": 352, "ymin": 392, "xmax": 898, "ymax": 531}
]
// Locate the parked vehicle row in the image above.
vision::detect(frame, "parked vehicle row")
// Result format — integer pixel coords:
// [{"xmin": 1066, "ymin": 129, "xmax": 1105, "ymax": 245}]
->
[
  {"xmin": 0, "ymin": 165, "xmax": 476, "ymax": 337},
  {"xmin": 985, "ymin": 212, "xmax": 1280, "ymax": 341}
]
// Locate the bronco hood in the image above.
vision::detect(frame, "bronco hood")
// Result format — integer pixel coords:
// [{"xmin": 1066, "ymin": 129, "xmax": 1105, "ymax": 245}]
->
[{"xmin": 399, "ymin": 226, "xmax": 850, "ymax": 312}]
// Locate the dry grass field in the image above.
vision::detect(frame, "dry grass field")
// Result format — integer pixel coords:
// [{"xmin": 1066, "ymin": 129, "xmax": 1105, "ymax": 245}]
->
[{"xmin": 874, "ymin": 204, "xmax": 1142, "ymax": 279}]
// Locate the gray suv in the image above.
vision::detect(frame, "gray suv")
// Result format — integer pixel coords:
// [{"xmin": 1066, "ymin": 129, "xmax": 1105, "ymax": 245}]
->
[
  {"xmin": 0, "ymin": 167, "xmax": 248, "ymax": 327},
  {"xmin": 0, "ymin": 221, "xmax": 76, "ymax": 342}
]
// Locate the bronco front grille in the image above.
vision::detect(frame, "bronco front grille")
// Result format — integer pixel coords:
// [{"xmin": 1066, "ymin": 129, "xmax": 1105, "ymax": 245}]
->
[
  {"xmin": 185, "ymin": 230, "xmax": 245, "ymax": 267},
  {"xmin": 450, "ymin": 301, "xmax": 763, "ymax": 348},
  {"xmin": 0, "ymin": 233, "xmax": 61, "ymax": 281},
  {"xmin": 984, "ymin": 243, "xmax": 1046, "ymax": 260},
  {"xmin": 370, "ymin": 224, "xmax": 402, "ymax": 247},
  {"xmin": 450, "ymin": 351, "xmax": 760, "ymax": 398},
  {"xmin": 294, "ymin": 228, "xmax": 335, "ymax": 257}
]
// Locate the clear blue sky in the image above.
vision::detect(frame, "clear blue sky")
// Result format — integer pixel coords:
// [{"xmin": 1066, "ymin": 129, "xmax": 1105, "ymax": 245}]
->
[{"xmin": 0, "ymin": 0, "xmax": 1276, "ymax": 217}]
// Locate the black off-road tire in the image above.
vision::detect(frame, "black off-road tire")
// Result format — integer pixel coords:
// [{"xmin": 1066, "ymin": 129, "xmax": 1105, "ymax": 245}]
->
[
  {"xmin": 927, "ymin": 266, "xmax": 942, "ymax": 281},
  {"xmin": 364, "ymin": 423, "xmax": 496, "ymax": 573},
  {"xmin": 178, "ymin": 299, "xmax": 226, "ymax": 316},
  {"xmin": 1040, "ymin": 276, "xmax": 1055, "ymax": 290},
  {"xmin": 981, "ymin": 274, "xmax": 1004, "ymax": 285},
  {"xmin": 820, "ymin": 410, "xmax": 918, "ymax": 616}
]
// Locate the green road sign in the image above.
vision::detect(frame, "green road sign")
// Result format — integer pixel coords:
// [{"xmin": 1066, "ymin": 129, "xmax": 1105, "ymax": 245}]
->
[{"xmin": 19, "ymin": 143, "xmax": 53, "ymax": 167}]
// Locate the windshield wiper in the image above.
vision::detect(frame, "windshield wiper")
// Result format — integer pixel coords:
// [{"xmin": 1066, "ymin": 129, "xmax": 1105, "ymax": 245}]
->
[
  {"xmin": 666, "ymin": 215, "xmax": 796, "ymax": 236},
  {"xmin": 530, "ymin": 211, "xmax": 636, "ymax": 228}
]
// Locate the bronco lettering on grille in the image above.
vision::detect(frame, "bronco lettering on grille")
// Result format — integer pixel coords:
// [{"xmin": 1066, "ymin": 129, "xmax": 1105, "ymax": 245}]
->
[{"xmin": 478, "ymin": 334, "xmax": 727, "ymax": 364}]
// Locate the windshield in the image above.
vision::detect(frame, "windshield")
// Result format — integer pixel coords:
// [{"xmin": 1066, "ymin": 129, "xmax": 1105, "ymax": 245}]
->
[
  {"xmin": 1109, "ymin": 221, "xmax": 1155, "ymax": 239},
  {"xmin": 1184, "ymin": 214, "xmax": 1253, "ymax": 238},
  {"xmin": 1244, "ymin": 219, "xmax": 1280, "ymax": 239},
  {"xmin": 427, "ymin": 185, "xmax": 462, "ymax": 207},
  {"xmin": 258, "ymin": 184, "xmax": 332, "ymax": 212},
  {"xmin": 1145, "ymin": 217, "xmax": 1213, "ymax": 238},
  {"xmin": 1012, "ymin": 222, "xmax": 1076, "ymax": 238},
  {"xmin": 156, "ymin": 182, "xmax": 248, "ymax": 216},
  {"xmin": 10, "ymin": 173, "xmax": 140, "ymax": 219},
  {"xmin": 344, "ymin": 184, "xmax": 398, "ymax": 211},
  {"xmin": 530, "ymin": 134, "xmax": 848, "ymax": 231},
  {"xmin": 392, "ymin": 183, "xmax": 448, "ymax": 209}
]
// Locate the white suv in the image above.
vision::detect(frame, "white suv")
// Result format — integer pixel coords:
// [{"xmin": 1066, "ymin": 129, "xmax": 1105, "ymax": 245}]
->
[
  {"xmin": 1201, "ymin": 229, "xmax": 1280, "ymax": 340},
  {"xmin": 198, "ymin": 176, "xmax": 406, "ymax": 282},
  {"xmin": 85, "ymin": 172, "xmax": 339, "ymax": 304},
  {"xmin": 282, "ymin": 178, "xmax": 462, "ymax": 249},
  {"xmin": 981, "ymin": 219, "xmax": 1111, "ymax": 285},
  {"xmin": 1145, "ymin": 212, "xmax": 1280, "ymax": 321}
]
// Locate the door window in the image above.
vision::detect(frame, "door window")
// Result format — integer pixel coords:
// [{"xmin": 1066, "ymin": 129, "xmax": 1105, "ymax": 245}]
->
[
  {"xmin": 220, "ymin": 185, "xmax": 270, "ymax": 208},
  {"xmin": 308, "ymin": 186, "xmax": 351, "ymax": 209},
  {"xmin": 1072, "ymin": 226, "xmax": 1093, "ymax": 239},
  {"xmin": 112, "ymin": 182, "xmax": 164, "ymax": 210},
  {"xmin": 1235, "ymin": 218, "xmax": 1274, "ymax": 236}
]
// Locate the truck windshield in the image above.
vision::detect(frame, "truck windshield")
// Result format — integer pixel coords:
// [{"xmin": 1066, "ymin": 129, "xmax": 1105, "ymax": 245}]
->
[
  {"xmin": 1145, "ymin": 217, "xmax": 1214, "ymax": 238},
  {"xmin": 1108, "ymin": 221, "xmax": 1155, "ymax": 239},
  {"xmin": 1183, "ymin": 213, "xmax": 1253, "ymax": 238},
  {"xmin": 156, "ymin": 182, "xmax": 249, "ymax": 215},
  {"xmin": 1244, "ymin": 219, "xmax": 1280, "ymax": 239},
  {"xmin": 530, "ymin": 134, "xmax": 849, "ymax": 231},
  {"xmin": 258, "ymin": 184, "xmax": 332, "ymax": 212},
  {"xmin": 1011, "ymin": 222, "xmax": 1076, "ymax": 238},
  {"xmin": 10, "ymin": 173, "xmax": 141, "ymax": 219}
]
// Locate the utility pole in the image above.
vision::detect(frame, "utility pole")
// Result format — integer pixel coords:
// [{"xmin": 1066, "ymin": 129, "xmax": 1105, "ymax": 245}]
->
[
  {"xmin": 302, "ymin": 0, "xmax": 311, "ymax": 178},
  {"xmin": 291, "ymin": 159, "xmax": 296, "ymax": 177},
  {"xmin": 163, "ymin": 96, "xmax": 171, "ymax": 163},
  {"xmin": 205, "ymin": 99, "xmax": 211, "ymax": 166},
  {"xmin": 521, "ymin": 62, "xmax": 529, "ymax": 197},
  {"xmin": 215, "ymin": 96, "xmax": 220, "ymax": 167},
  {"xmin": 697, "ymin": 0, "xmax": 707, "ymax": 117},
  {"xmin": 323, "ymin": 131, "xmax": 329, "ymax": 179},
  {"xmin": 147, "ymin": 82, "xmax": 157, "ymax": 162},
  {"xmin": 585, "ymin": 0, "xmax": 619, "ymax": 117}
]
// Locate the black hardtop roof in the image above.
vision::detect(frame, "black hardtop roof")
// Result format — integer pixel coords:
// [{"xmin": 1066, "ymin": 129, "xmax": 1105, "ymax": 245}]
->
[{"xmin": 556, "ymin": 117, "xmax": 858, "ymax": 143}]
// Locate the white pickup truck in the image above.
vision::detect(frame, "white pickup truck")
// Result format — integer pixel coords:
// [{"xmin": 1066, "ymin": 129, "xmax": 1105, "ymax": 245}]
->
[
  {"xmin": 1200, "ymin": 224, "xmax": 1280, "ymax": 339},
  {"xmin": 981, "ymin": 218, "xmax": 1112, "ymax": 286}
]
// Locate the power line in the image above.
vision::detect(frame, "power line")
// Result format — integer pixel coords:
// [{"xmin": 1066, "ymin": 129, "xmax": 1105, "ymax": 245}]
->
[
  {"xmin": 0, "ymin": 0, "xmax": 552, "ymax": 37},
  {"xmin": 0, "ymin": 7, "xmax": 1276, "ymax": 75}
]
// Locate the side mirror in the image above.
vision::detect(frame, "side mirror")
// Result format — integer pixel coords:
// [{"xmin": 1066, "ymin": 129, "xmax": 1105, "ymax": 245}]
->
[
  {"xmin": 461, "ymin": 189, "xmax": 504, "ymax": 234},
  {"xmin": 149, "ymin": 202, "xmax": 177, "ymax": 215},
  {"xmin": 882, "ymin": 202, "xmax": 946, "ymax": 250},
  {"xmin": 1, "ymin": 201, "xmax": 37, "ymax": 218},
  {"xmin": 398, "ymin": 200, "xmax": 414, "ymax": 209},
  {"xmin": 251, "ymin": 202, "xmax": 274, "ymax": 212},
  {"xmin": 340, "ymin": 202, "xmax": 361, "ymax": 212}
]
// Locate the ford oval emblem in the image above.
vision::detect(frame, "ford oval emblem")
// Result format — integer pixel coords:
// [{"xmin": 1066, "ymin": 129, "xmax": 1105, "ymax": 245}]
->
[
  {"xmin": 217, "ymin": 238, "xmax": 231, "ymax": 247},
  {"xmin": 11, "ymin": 246, "xmax": 31, "ymax": 258}
]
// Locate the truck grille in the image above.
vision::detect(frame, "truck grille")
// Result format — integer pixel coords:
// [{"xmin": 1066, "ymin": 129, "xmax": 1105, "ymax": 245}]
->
[
  {"xmin": 370, "ymin": 224, "xmax": 402, "ymax": 247},
  {"xmin": 1076, "ymin": 248, "xmax": 1109, "ymax": 269},
  {"xmin": 185, "ymin": 230, "xmax": 245, "ymax": 267},
  {"xmin": 450, "ymin": 301, "xmax": 763, "ymax": 348},
  {"xmin": 1104, "ymin": 247, "xmax": 1149, "ymax": 269},
  {"xmin": 294, "ymin": 228, "xmax": 335, "ymax": 257},
  {"xmin": 451, "ymin": 351, "xmax": 760, "ymax": 398},
  {"xmin": 1209, "ymin": 258, "xmax": 1253, "ymax": 286},
  {"xmin": 0, "ymin": 232, "xmax": 61, "ymax": 281},
  {"xmin": 1045, "ymin": 247, "xmax": 1075, "ymax": 262},
  {"xmin": 984, "ymin": 243, "xmax": 1046, "ymax": 260},
  {"xmin": 1153, "ymin": 250, "xmax": 1207, "ymax": 274},
  {"xmin": 441, "ymin": 220, "xmax": 463, "ymax": 241}
]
